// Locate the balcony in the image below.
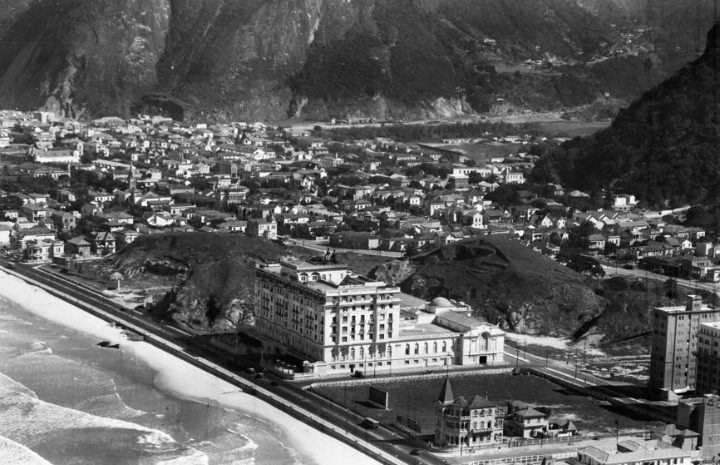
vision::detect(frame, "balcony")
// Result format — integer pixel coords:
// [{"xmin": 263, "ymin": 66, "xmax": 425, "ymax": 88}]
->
[{"xmin": 445, "ymin": 415, "xmax": 471, "ymax": 421}]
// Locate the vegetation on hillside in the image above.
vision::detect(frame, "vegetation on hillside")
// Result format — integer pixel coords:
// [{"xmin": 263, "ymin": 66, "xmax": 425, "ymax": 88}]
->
[
  {"xmin": 531, "ymin": 22, "xmax": 720, "ymax": 208},
  {"xmin": 111, "ymin": 233, "xmax": 287, "ymax": 329},
  {"xmin": 0, "ymin": 0, "xmax": 708, "ymax": 120}
]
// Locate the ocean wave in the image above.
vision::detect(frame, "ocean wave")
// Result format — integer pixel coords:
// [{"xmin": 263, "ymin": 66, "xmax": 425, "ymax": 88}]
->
[
  {"xmin": 224, "ymin": 428, "xmax": 259, "ymax": 453},
  {"xmin": 0, "ymin": 371, "xmax": 206, "ymax": 463},
  {"xmin": 153, "ymin": 448, "xmax": 210, "ymax": 465},
  {"xmin": 0, "ymin": 272, "xmax": 380, "ymax": 465},
  {"xmin": 0, "ymin": 435, "xmax": 53, "ymax": 465}
]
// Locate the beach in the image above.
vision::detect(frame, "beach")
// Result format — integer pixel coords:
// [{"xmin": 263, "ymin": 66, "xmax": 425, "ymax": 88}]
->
[{"xmin": 0, "ymin": 270, "xmax": 380, "ymax": 465}]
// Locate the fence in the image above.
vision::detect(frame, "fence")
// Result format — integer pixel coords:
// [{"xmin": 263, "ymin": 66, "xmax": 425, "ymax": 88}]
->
[
  {"xmin": 307, "ymin": 366, "xmax": 513, "ymax": 390},
  {"xmin": 508, "ymin": 434, "xmax": 584, "ymax": 448},
  {"xmin": 469, "ymin": 451, "xmax": 577, "ymax": 465}
]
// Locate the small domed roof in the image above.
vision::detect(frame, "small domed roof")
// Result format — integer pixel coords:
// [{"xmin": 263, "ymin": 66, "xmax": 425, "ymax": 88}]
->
[{"xmin": 430, "ymin": 297, "xmax": 453, "ymax": 307}]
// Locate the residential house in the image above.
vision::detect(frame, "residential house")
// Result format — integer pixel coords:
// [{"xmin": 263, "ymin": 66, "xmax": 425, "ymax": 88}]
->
[
  {"xmin": 66, "ymin": 236, "xmax": 92, "ymax": 258},
  {"xmin": 247, "ymin": 218, "xmax": 277, "ymax": 240},
  {"xmin": 20, "ymin": 203, "xmax": 47, "ymax": 222},
  {"xmin": 504, "ymin": 401, "xmax": 549, "ymax": 438},
  {"xmin": 503, "ymin": 170, "xmax": 525, "ymax": 184},
  {"xmin": 50, "ymin": 210, "xmax": 79, "ymax": 232},
  {"xmin": 458, "ymin": 210, "xmax": 484, "ymax": 229},
  {"xmin": 588, "ymin": 234, "xmax": 607, "ymax": 251},
  {"xmin": 14, "ymin": 226, "xmax": 56, "ymax": 250},
  {"xmin": 650, "ymin": 424, "xmax": 700, "ymax": 453},
  {"xmin": 434, "ymin": 377, "xmax": 504, "ymax": 449},
  {"xmin": 144, "ymin": 212, "xmax": 175, "ymax": 228},
  {"xmin": 90, "ymin": 231, "xmax": 116, "ymax": 255},
  {"xmin": 23, "ymin": 239, "xmax": 64, "ymax": 263},
  {"xmin": 329, "ymin": 232, "xmax": 380, "ymax": 250},
  {"xmin": 436, "ymin": 231, "xmax": 465, "ymax": 247},
  {"xmin": 681, "ymin": 256, "xmax": 713, "ymax": 280},
  {"xmin": 114, "ymin": 229, "xmax": 140, "ymax": 249},
  {"xmin": 0, "ymin": 222, "xmax": 11, "ymax": 244},
  {"xmin": 546, "ymin": 419, "xmax": 578, "ymax": 438},
  {"xmin": 483, "ymin": 209, "xmax": 505, "ymax": 224},
  {"xmin": 81, "ymin": 203, "xmax": 102, "ymax": 218}
]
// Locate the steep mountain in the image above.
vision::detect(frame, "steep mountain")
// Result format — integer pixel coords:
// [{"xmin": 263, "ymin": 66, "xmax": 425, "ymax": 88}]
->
[
  {"xmin": 0, "ymin": 0, "xmax": 714, "ymax": 121},
  {"xmin": 532, "ymin": 21, "xmax": 720, "ymax": 207}
]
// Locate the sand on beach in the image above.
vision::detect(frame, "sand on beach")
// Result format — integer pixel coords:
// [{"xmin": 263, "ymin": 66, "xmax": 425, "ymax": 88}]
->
[{"xmin": 0, "ymin": 270, "xmax": 380, "ymax": 465}]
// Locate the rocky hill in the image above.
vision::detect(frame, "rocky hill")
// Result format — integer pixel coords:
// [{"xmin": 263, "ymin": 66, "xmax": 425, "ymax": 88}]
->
[
  {"xmin": 0, "ymin": 0, "xmax": 714, "ymax": 121},
  {"xmin": 532, "ymin": 20, "xmax": 720, "ymax": 207},
  {"xmin": 373, "ymin": 236, "xmax": 605, "ymax": 336},
  {"xmin": 107, "ymin": 233, "xmax": 287, "ymax": 330},
  {"xmin": 372, "ymin": 236, "xmax": 668, "ymax": 343},
  {"xmin": 93, "ymin": 232, "xmax": 664, "ymax": 342}
]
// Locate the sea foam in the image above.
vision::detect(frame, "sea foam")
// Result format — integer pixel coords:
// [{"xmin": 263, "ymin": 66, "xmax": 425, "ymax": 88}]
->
[{"xmin": 0, "ymin": 435, "xmax": 53, "ymax": 465}]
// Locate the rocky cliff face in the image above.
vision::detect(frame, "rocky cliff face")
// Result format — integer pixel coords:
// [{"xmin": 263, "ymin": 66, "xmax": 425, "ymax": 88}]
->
[
  {"xmin": 104, "ymin": 233, "xmax": 287, "ymax": 330},
  {"xmin": 0, "ymin": 0, "xmax": 712, "ymax": 121}
]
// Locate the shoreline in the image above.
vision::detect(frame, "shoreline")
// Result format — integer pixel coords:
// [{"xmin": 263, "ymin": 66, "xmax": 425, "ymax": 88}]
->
[{"xmin": 0, "ymin": 268, "xmax": 394, "ymax": 465}]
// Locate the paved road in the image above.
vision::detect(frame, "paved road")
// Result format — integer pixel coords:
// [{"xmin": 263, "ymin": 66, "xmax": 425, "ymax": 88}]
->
[
  {"xmin": 603, "ymin": 265, "xmax": 720, "ymax": 293},
  {"xmin": 285, "ymin": 237, "xmax": 405, "ymax": 258}
]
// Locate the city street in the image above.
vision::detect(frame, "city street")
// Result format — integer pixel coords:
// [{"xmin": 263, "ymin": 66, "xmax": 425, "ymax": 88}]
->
[
  {"xmin": 285, "ymin": 237, "xmax": 405, "ymax": 258},
  {"xmin": 603, "ymin": 264, "xmax": 720, "ymax": 294}
]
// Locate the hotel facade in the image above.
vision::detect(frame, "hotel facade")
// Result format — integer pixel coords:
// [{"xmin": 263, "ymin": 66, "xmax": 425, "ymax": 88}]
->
[{"xmin": 254, "ymin": 260, "xmax": 504, "ymax": 375}]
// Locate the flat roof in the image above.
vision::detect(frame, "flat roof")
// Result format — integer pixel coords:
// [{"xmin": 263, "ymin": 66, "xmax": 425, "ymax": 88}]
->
[
  {"xmin": 397, "ymin": 323, "xmax": 456, "ymax": 340},
  {"xmin": 397, "ymin": 292, "xmax": 428, "ymax": 309},
  {"xmin": 280, "ymin": 259, "xmax": 347, "ymax": 271},
  {"xmin": 655, "ymin": 305, "xmax": 714, "ymax": 313},
  {"xmin": 437, "ymin": 311, "xmax": 487, "ymax": 328}
]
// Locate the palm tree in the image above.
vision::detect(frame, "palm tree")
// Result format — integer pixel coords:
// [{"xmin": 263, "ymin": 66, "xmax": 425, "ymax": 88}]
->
[{"xmin": 110, "ymin": 272, "xmax": 124, "ymax": 290}]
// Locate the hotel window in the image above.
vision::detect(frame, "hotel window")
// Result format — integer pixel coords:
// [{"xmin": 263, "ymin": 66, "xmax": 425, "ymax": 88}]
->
[{"xmin": 414, "ymin": 344, "xmax": 419, "ymax": 355}]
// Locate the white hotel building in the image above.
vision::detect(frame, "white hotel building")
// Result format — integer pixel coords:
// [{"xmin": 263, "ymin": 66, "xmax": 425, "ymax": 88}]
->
[{"xmin": 254, "ymin": 260, "xmax": 504, "ymax": 375}]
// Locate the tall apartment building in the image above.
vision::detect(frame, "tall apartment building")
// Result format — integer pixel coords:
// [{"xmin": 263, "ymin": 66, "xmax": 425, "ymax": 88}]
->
[
  {"xmin": 254, "ymin": 260, "xmax": 504, "ymax": 375},
  {"xmin": 695, "ymin": 322, "xmax": 720, "ymax": 394},
  {"xmin": 649, "ymin": 295, "xmax": 720, "ymax": 392}
]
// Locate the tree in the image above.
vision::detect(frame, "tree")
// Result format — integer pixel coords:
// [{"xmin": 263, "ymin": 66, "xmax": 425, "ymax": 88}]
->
[
  {"xmin": 110, "ymin": 272, "xmax": 124, "ymax": 290},
  {"xmin": 567, "ymin": 221, "xmax": 595, "ymax": 249},
  {"xmin": 290, "ymin": 224, "xmax": 313, "ymax": 239}
]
